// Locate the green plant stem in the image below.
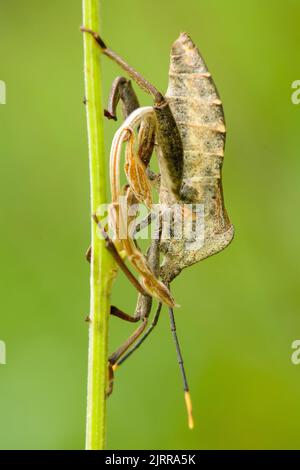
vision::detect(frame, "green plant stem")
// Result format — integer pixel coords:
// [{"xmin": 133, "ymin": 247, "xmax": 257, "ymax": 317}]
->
[{"xmin": 82, "ymin": 0, "xmax": 115, "ymax": 450}]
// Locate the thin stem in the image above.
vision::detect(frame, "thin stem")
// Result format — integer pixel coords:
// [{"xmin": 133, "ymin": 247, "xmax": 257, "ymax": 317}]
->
[{"xmin": 82, "ymin": 0, "xmax": 115, "ymax": 450}]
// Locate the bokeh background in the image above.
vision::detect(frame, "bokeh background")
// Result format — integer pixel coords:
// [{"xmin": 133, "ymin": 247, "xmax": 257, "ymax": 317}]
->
[{"xmin": 1, "ymin": 0, "xmax": 300, "ymax": 450}]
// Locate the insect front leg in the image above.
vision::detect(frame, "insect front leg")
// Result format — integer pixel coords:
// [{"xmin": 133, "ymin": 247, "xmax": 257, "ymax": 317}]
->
[
  {"xmin": 104, "ymin": 76, "xmax": 140, "ymax": 121},
  {"xmin": 80, "ymin": 27, "xmax": 164, "ymax": 104},
  {"xmin": 104, "ymin": 75, "xmax": 156, "ymax": 169},
  {"xmin": 105, "ymin": 76, "xmax": 156, "ymax": 178},
  {"xmin": 80, "ymin": 27, "xmax": 184, "ymax": 200}
]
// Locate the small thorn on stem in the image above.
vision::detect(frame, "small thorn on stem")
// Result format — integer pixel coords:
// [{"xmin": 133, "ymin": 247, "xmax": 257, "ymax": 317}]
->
[
  {"xmin": 85, "ymin": 245, "xmax": 92, "ymax": 263},
  {"xmin": 85, "ymin": 315, "xmax": 92, "ymax": 323},
  {"xmin": 92, "ymin": 213, "xmax": 99, "ymax": 225}
]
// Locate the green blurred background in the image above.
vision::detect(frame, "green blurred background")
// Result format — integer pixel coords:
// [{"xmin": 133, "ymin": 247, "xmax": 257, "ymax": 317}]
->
[{"xmin": 1, "ymin": 0, "xmax": 300, "ymax": 450}]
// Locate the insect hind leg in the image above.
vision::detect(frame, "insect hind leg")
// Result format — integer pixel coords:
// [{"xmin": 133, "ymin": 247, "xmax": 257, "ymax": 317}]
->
[
  {"xmin": 107, "ymin": 317, "xmax": 148, "ymax": 396},
  {"xmin": 115, "ymin": 302, "xmax": 163, "ymax": 368}
]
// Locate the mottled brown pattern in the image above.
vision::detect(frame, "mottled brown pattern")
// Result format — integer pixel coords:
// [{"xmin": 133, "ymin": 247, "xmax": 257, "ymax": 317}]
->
[
  {"xmin": 160, "ymin": 33, "xmax": 234, "ymax": 282},
  {"xmin": 154, "ymin": 103, "xmax": 184, "ymax": 199}
]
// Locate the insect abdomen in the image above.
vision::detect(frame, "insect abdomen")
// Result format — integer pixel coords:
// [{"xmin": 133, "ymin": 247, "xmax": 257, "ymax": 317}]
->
[
  {"xmin": 160, "ymin": 33, "xmax": 234, "ymax": 281},
  {"xmin": 166, "ymin": 33, "xmax": 227, "ymax": 207}
]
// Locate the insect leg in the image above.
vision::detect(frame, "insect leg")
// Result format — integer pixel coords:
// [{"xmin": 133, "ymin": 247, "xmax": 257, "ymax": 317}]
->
[
  {"xmin": 115, "ymin": 301, "xmax": 163, "ymax": 368},
  {"xmin": 80, "ymin": 27, "xmax": 164, "ymax": 105},
  {"xmin": 110, "ymin": 218, "xmax": 163, "ymax": 369},
  {"xmin": 104, "ymin": 76, "xmax": 156, "ymax": 166},
  {"xmin": 168, "ymin": 306, "xmax": 194, "ymax": 429},
  {"xmin": 109, "ymin": 318, "xmax": 148, "ymax": 368},
  {"xmin": 92, "ymin": 214, "xmax": 148, "ymax": 297},
  {"xmin": 104, "ymin": 76, "xmax": 140, "ymax": 121},
  {"xmin": 110, "ymin": 305, "xmax": 140, "ymax": 323},
  {"xmin": 89, "ymin": 220, "xmax": 162, "ymax": 394},
  {"xmin": 86, "ymin": 93, "xmax": 155, "ymax": 264},
  {"xmin": 80, "ymin": 27, "xmax": 184, "ymax": 199},
  {"xmin": 107, "ymin": 317, "xmax": 149, "ymax": 396},
  {"xmin": 107, "ymin": 225, "xmax": 162, "ymax": 393},
  {"xmin": 110, "ymin": 116, "xmax": 175, "ymax": 306}
]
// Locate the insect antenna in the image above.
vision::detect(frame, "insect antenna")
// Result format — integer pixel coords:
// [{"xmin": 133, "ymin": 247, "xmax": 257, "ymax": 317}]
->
[{"xmin": 168, "ymin": 306, "xmax": 194, "ymax": 430}]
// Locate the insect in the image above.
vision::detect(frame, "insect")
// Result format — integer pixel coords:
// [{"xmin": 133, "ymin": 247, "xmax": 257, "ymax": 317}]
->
[{"xmin": 82, "ymin": 28, "xmax": 234, "ymax": 429}]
